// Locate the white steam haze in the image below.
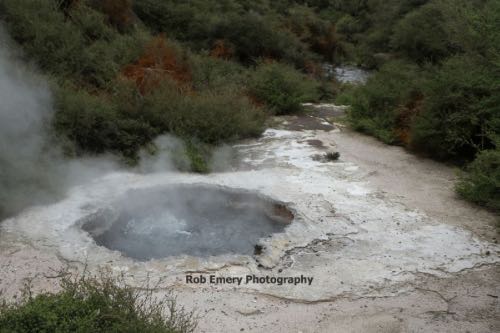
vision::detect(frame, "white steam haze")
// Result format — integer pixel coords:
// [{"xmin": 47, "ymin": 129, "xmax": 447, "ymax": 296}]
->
[
  {"xmin": 0, "ymin": 28, "xmax": 63, "ymax": 217},
  {"xmin": 137, "ymin": 135, "xmax": 188, "ymax": 173},
  {"xmin": 0, "ymin": 28, "xmax": 189, "ymax": 219}
]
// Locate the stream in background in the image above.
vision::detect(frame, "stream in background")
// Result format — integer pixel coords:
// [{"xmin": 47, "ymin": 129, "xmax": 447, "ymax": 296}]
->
[{"xmin": 324, "ymin": 64, "xmax": 370, "ymax": 84}]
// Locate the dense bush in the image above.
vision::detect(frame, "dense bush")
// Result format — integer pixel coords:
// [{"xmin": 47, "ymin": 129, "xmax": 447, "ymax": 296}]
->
[
  {"xmin": 314, "ymin": 0, "xmax": 430, "ymax": 66},
  {"xmin": 390, "ymin": 1, "xmax": 452, "ymax": 63},
  {"xmin": 133, "ymin": 0, "xmax": 320, "ymax": 66},
  {"xmin": 457, "ymin": 149, "xmax": 500, "ymax": 210},
  {"xmin": 410, "ymin": 55, "xmax": 498, "ymax": 161},
  {"xmin": 142, "ymin": 80, "xmax": 266, "ymax": 144},
  {"xmin": 249, "ymin": 62, "xmax": 320, "ymax": 115},
  {"xmin": 54, "ymin": 85, "xmax": 157, "ymax": 159},
  {"xmin": 0, "ymin": 0, "xmax": 147, "ymax": 88},
  {"xmin": 212, "ymin": 12, "xmax": 306, "ymax": 65},
  {"xmin": 0, "ymin": 272, "xmax": 196, "ymax": 333},
  {"xmin": 189, "ymin": 55, "xmax": 248, "ymax": 93},
  {"xmin": 343, "ymin": 53, "xmax": 498, "ymax": 158},
  {"xmin": 54, "ymin": 76, "xmax": 266, "ymax": 165},
  {"xmin": 341, "ymin": 60, "xmax": 423, "ymax": 144}
]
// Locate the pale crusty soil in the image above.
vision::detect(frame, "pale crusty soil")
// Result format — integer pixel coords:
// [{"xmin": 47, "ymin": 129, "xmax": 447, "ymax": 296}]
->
[{"xmin": 0, "ymin": 105, "xmax": 498, "ymax": 333}]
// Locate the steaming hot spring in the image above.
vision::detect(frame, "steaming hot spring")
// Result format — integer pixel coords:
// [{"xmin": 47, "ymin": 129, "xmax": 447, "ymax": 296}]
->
[
  {"xmin": 81, "ymin": 184, "xmax": 293, "ymax": 261},
  {"xmin": 2, "ymin": 129, "xmax": 498, "ymax": 302},
  {"xmin": 0, "ymin": 168, "xmax": 312, "ymax": 273}
]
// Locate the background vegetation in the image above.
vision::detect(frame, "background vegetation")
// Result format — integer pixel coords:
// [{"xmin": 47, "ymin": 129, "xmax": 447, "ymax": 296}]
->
[
  {"xmin": 335, "ymin": 0, "xmax": 499, "ymax": 211},
  {"xmin": 0, "ymin": 0, "xmax": 497, "ymax": 206},
  {"xmin": 0, "ymin": 0, "xmax": 334, "ymax": 169}
]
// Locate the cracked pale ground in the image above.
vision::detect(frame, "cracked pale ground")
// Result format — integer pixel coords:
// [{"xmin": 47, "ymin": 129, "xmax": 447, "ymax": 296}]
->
[{"xmin": 0, "ymin": 106, "xmax": 498, "ymax": 332}]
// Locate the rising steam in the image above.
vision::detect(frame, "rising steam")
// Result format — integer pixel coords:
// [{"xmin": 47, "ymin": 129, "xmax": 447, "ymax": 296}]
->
[
  {"xmin": 0, "ymin": 28, "xmax": 63, "ymax": 217},
  {"xmin": 0, "ymin": 28, "xmax": 184, "ymax": 219}
]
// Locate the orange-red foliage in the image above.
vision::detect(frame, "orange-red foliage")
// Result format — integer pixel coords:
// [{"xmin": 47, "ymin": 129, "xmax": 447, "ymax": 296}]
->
[
  {"xmin": 210, "ymin": 39, "xmax": 234, "ymax": 60},
  {"xmin": 122, "ymin": 36, "xmax": 191, "ymax": 94},
  {"xmin": 304, "ymin": 61, "xmax": 323, "ymax": 78},
  {"xmin": 313, "ymin": 24, "xmax": 338, "ymax": 61},
  {"xmin": 396, "ymin": 94, "xmax": 424, "ymax": 145},
  {"xmin": 246, "ymin": 93, "xmax": 266, "ymax": 108}
]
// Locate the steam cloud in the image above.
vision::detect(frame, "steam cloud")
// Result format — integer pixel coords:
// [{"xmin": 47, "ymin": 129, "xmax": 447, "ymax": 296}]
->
[
  {"xmin": 0, "ymin": 28, "xmax": 63, "ymax": 217},
  {"xmin": 0, "ymin": 28, "xmax": 182, "ymax": 219},
  {"xmin": 0, "ymin": 27, "xmax": 235, "ymax": 220}
]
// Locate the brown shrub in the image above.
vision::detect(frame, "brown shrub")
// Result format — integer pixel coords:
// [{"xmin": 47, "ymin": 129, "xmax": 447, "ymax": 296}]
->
[
  {"xmin": 312, "ymin": 24, "xmax": 338, "ymax": 61},
  {"xmin": 396, "ymin": 93, "xmax": 424, "ymax": 145},
  {"xmin": 210, "ymin": 39, "xmax": 234, "ymax": 60},
  {"xmin": 122, "ymin": 36, "xmax": 191, "ymax": 94}
]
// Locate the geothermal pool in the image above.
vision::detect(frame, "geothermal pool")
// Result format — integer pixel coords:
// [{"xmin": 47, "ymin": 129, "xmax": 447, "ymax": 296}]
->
[
  {"xmin": 82, "ymin": 185, "xmax": 292, "ymax": 261},
  {"xmin": 1, "ymin": 127, "xmax": 498, "ymax": 303}
]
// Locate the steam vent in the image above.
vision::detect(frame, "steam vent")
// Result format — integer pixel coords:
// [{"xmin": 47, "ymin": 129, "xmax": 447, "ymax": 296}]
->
[{"xmin": 82, "ymin": 185, "xmax": 293, "ymax": 261}]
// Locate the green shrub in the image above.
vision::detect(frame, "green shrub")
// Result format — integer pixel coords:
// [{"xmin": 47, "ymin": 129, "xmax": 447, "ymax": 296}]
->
[
  {"xmin": 457, "ymin": 149, "xmax": 500, "ymax": 210},
  {"xmin": 213, "ymin": 13, "xmax": 283, "ymax": 63},
  {"xmin": 133, "ymin": 0, "xmax": 216, "ymax": 43},
  {"xmin": 411, "ymin": 55, "xmax": 499, "ymax": 161},
  {"xmin": 0, "ymin": 272, "xmax": 196, "ymax": 333},
  {"xmin": 342, "ymin": 60, "xmax": 423, "ymax": 144},
  {"xmin": 390, "ymin": 1, "xmax": 452, "ymax": 63},
  {"xmin": 336, "ymin": 15, "xmax": 364, "ymax": 35},
  {"xmin": 142, "ymin": 80, "xmax": 266, "ymax": 144},
  {"xmin": 0, "ymin": 0, "xmax": 147, "ymax": 88},
  {"xmin": 189, "ymin": 55, "xmax": 248, "ymax": 93},
  {"xmin": 54, "ymin": 73, "xmax": 265, "ymax": 162},
  {"xmin": 54, "ymin": 85, "xmax": 157, "ymax": 159},
  {"xmin": 283, "ymin": 5, "xmax": 339, "ymax": 61},
  {"xmin": 0, "ymin": 0, "xmax": 86, "ymax": 77},
  {"xmin": 184, "ymin": 140, "xmax": 211, "ymax": 173},
  {"xmin": 249, "ymin": 62, "xmax": 320, "ymax": 115}
]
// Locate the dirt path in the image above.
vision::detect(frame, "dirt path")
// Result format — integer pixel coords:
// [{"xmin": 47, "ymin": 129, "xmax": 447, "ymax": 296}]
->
[
  {"xmin": 173, "ymin": 265, "xmax": 499, "ymax": 333},
  {"xmin": 0, "ymin": 105, "xmax": 498, "ymax": 332},
  {"xmin": 324, "ymin": 128, "xmax": 498, "ymax": 240}
]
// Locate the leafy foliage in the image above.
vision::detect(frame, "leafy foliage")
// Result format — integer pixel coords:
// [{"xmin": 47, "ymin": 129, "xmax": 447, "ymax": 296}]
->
[
  {"xmin": 411, "ymin": 55, "xmax": 499, "ymax": 161},
  {"xmin": 53, "ymin": 84, "xmax": 157, "ymax": 159},
  {"xmin": 249, "ymin": 62, "xmax": 320, "ymax": 115},
  {"xmin": 0, "ymin": 0, "xmax": 147, "ymax": 88},
  {"xmin": 457, "ymin": 149, "xmax": 500, "ymax": 210},
  {"xmin": 342, "ymin": 60, "xmax": 423, "ymax": 144},
  {"xmin": 189, "ymin": 55, "xmax": 248, "ymax": 93},
  {"xmin": 0, "ymin": 272, "xmax": 197, "ymax": 333},
  {"xmin": 141, "ymin": 80, "xmax": 266, "ymax": 143},
  {"xmin": 390, "ymin": 1, "xmax": 452, "ymax": 63},
  {"xmin": 132, "ymin": 0, "xmax": 323, "ymax": 66}
]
